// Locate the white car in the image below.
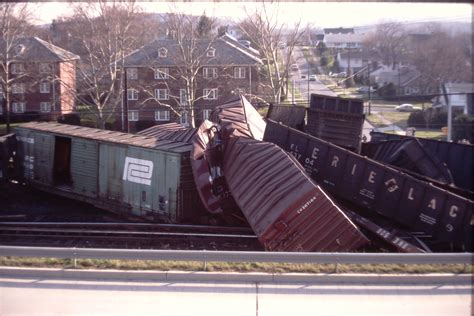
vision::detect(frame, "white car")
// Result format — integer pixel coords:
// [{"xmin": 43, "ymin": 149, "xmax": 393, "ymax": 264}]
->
[
  {"xmin": 395, "ymin": 104, "xmax": 422, "ymax": 112},
  {"xmin": 290, "ymin": 64, "xmax": 299, "ymax": 71},
  {"xmin": 309, "ymin": 75, "xmax": 317, "ymax": 81}
]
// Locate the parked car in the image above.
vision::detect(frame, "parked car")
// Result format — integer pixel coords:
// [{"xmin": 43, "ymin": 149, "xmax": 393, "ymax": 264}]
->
[
  {"xmin": 395, "ymin": 103, "xmax": 422, "ymax": 112},
  {"xmin": 357, "ymin": 86, "xmax": 375, "ymax": 93},
  {"xmin": 291, "ymin": 64, "xmax": 299, "ymax": 71},
  {"xmin": 309, "ymin": 75, "xmax": 317, "ymax": 81}
]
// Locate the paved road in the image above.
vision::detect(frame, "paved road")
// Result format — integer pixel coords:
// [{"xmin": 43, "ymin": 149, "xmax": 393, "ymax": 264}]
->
[
  {"xmin": 289, "ymin": 46, "xmax": 336, "ymax": 101},
  {"xmin": 1, "ymin": 274, "xmax": 471, "ymax": 316}
]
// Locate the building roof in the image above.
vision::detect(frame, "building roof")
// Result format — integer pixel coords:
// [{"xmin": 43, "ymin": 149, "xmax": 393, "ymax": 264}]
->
[
  {"xmin": 324, "ymin": 27, "xmax": 354, "ymax": 34},
  {"xmin": 324, "ymin": 33, "xmax": 366, "ymax": 44},
  {"xmin": 445, "ymin": 82, "xmax": 474, "ymax": 94},
  {"xmin": 123, "ymin": 36, "xmax": 263, "ymax": 67},
  {"xmin": 0, "ymin": 37, "xmax": 80, "ymax": 62}
]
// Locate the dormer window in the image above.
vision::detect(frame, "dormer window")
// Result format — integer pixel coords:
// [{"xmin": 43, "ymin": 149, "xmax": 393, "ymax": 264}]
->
[
  {"xmin": 207, "ymin": 47, "xmax": 215, "ymax": 57},
  {"xmin": 158, "ymin": 47, "xmax": 168, "ymax": 58},
  {"xmin": 14, "ymin": 44, "xmax": 25, "ymax": 55}
]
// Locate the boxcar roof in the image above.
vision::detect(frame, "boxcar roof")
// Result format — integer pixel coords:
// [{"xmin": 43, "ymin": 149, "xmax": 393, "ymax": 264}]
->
[{"xmin": 16, "ymin": 122, "xmax": 191, "ymax": 154}]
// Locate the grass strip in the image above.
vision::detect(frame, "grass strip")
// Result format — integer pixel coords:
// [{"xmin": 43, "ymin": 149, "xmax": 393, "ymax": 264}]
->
[{"xmin": 1, "ymin": 257, "xmax": 471, "ymax": 274}]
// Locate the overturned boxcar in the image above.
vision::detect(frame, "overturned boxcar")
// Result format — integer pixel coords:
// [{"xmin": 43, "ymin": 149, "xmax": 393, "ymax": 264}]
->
[
  {"xmin": 223, "ymin": 136, "xmax": 369, "ymax": 251},
  {"xmin": 14, "ymin": 122, "xmax": 206, "ymax": 223},
  {"xmin": 264, "ymin": 120, "xmax": 473, "ymax": 250}
]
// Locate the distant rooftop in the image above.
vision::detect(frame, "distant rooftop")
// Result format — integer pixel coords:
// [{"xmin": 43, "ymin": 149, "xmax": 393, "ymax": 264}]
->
[{"xmin": 0, "ymin": 37, "xmax": 80, "ymax": 62}]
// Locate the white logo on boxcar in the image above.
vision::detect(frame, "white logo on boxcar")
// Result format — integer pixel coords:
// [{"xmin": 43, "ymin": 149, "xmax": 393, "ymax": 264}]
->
[{"xmin": 122, "ymin": 157, "xmax": 153, "ymax": 186}]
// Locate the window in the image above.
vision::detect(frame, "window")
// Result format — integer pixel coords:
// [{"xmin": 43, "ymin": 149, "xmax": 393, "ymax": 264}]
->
[
  {"xmin": 180, "ymin": 89, "xmax": 188, "ymax": 105},
  {"xmin": 128, "ymin": 110, "xmax": 139, "ymax": 121},
  {"xmin": 40, "ymin": 102, "xmax": 51, "ymax": 112},
  {"xmin": 39, "ymin": 63, "xmax": 51, "ymax": 73},
  {"xmin": 155, "ymin": 68, "xmax": 169, "ymax": 79},
  {"xmin": 155, "ymin": 89, "xmax": 169, "ymax": 100},
  {"xmin": 11, "ymin": 63, "xmax": 25, "ymax": 74},
  {"xmin": 180, "ymin": 111, "xmax": 188, "ymax": 126},
  {"xmin": 12, "ymin": 83, "xmax": 25, "ymax": 94},
  {"xmin": 203, "ymin": 88, "xmax": 218, "ymax": 100},
  {"xmin": 155, "ymin": 110, "xmax": 170, "ymax": 121},
  {"xmin": 203, "ymin": 109, "xmax": 212, "ymax": 120},
  {"xmin": 404, "ymin": 87, "xmax": 411, "ymax": 95},
  {"xmin": 158, "ymin": 48, "xmax": 168, "ymax": 58},
  {"xmin": 127, "ymin": 89, "xmax": 138, "ymax": 100},
  {"xmin": 12, "ymin": 102, "xmax": 25, "ymax": 113},
  {"xmin": 203, "ymin": 67, "xmax": 218, "ymax": 79},
  {"xmin": 207, "ymin": 48, "xmax": 216, "ymax": 57},
  {"xmin": 40, "ymin": 81, "xmax": 50, "ymax": 93},
  {"xmin": 234, "ymin": 67, "xmax": 246, "ymax": 79},
  {"xmin": 127, "ymin": 68, "xmax": 138, "ymax": 80}
]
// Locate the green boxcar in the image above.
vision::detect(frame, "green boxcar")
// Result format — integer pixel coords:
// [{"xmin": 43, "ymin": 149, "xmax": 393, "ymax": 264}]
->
[{"xmin": 14, "ymin": 122, "xmax": 205, "ymax": 223}]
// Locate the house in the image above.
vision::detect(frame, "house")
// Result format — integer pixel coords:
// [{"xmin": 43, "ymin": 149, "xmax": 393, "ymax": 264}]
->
[
  {"xmin": 336, "ymin": 50, "xmax": 371, "ymax": 73},
  {"xmin": 369, "ymin": 65, "xmax": 423, "ymax": 95},
  {"xmin": 323, "ymin": 33, "xmax": 366, "ymax": 50},
  {"xmin": 121, "ymin": 36, "xmax": 263, "ymax": 131},
  {"xmin": 0, "ymin": 37, "xmax": 80, "ymax": 121},
  {"xmin": 433, "ymin": 82, "xmax": 474, "ymax": 115}
]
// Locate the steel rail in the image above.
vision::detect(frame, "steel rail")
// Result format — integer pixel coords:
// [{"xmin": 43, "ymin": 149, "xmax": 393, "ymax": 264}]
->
[{"xmin": 0, "ymin": 246, "xmax": 471, "ymax": 265}]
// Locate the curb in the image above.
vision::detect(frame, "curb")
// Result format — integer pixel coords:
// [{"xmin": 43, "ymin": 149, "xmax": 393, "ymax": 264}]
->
[{"xmin": 1, "ymin": 267, "xmax": 472, "ymax": 285}]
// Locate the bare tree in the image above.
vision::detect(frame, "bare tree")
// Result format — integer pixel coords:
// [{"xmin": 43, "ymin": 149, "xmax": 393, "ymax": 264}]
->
[
  {"xmin": 61, "ymin": 0, "xmax": 142, "ymax": 129},
  {"xmin": 410, "ymin": 24, "xmax": 472, "ymax": 95},
  {"xmin": 0, "ymin": 3, "xmax": 34, "ymax": 133},
  {"xmin": 239, "ymin": 4, "xmax": 306, "ymax": 103},
  {"xmin": 364, "ymin": 21, "xmax": 407, "ymax": 69}
]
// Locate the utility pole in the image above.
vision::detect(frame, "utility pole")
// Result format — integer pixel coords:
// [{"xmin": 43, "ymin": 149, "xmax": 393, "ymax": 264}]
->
[
  {"xmin": 447, "ymin": 92, "xmax": 452, "ymax": 141},
  {"xmin": 367, "ymin": 62, "xmax": 371, "ymax": 115}
]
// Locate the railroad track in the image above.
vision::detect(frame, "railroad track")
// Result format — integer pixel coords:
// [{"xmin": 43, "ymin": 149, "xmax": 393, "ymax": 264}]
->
[{"xmin": 0, "ymin": 222, "xmax": 262, "ymax": 251}]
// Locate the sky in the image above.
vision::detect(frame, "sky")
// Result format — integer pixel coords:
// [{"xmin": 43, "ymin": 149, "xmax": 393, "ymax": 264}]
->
[{"xmin": 29, "ymin": 1, "xmax": 472, "ymax": 28}]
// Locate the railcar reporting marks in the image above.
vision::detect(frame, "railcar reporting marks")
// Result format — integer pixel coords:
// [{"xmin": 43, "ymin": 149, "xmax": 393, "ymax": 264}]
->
[{"xmin": 122, "ymin": 157, "xmax": 153, "ymax": 186}]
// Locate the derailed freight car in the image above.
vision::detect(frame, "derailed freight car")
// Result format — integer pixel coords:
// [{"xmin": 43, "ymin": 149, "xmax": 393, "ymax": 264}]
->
[
  {"xmin": 264, "ymin": 120, "xmax": 473, "ymax": 250},
  {"xmin": 14, "ymin": 122, "xmax": 206, "ymax": 223},
  {"xmin": 223, "ymin": 136, "xmax": 369, "ymax": 251}
]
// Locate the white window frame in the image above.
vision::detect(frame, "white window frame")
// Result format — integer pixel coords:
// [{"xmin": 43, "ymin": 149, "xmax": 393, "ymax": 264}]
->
[
  {"xmin": 127, "ymin": 68, "xmax": 138, "ymax": 80},
  {"xmin": 207, "ymin": 48, "xmax": 216, "ymax": 57},
  {"xmin": 203, "ymin": 88, "xmax": 218, "ymax": 100},
  {"xmin": 40, "ymin": 102, "xmax": 51, "ymax": 113},
  {"xmin": 154, "ymin": 68, "xmax": 169, "ymax": 79},
  {"xmin": 234, "ymin": 67, "xmax": 246, "ymax": 79},
  {"xmin": 203, "ymin": 109, "xmax": 212, "ymax": 120},
  {"xmin": 155, "ymin": 88, "xmax": 169, "ymax": 100},
  {"xmin": 39, "ymin": 63, "xmax": 51, "ymax": 73},
  {"xmin": 40, "ymin": 81, "xmax": 50, "ymax": 93},
  {"xmin": 158, "ymin": 48, "xmax": 168, "ymax": 58},
  {"xmin": 11, "ymin": 63, "xmax": 25, "ymax": 74},
  {"xmin": 127, "ymin": 89, "xmax": 138, "ymax": 100},
  {"xmin": 203, "ymin": 67, "xmax": 218, "ymax": 79},
  {"xmin": 179, "ymin": 89, "xmax": 188, "ymax": 105},
  {"xmin": 128, "ymin": 110, "xmax": 139, "ymax": 122},
  {"xmin": 12, "ymin": 102, "xmax": 25, "ymax": 113},
  {"xmin": 12, "ymin": 83, "xmax": 25, "ymax": 94},
  {"xmin": 180, "ymin": 111, "xmax": 189, "ymax": 126},
  {"xmin": 155, "ymin": 110, "xmax": 170, "ymax": 121}
]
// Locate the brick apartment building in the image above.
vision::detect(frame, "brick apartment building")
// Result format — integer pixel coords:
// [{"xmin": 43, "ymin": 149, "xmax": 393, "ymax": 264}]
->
[
  {"xmin": 0, "ymin": 37, "xmax": 80, "ymax": 121},
  {"xmin": 122, "ymin": 35, "xmax": 263, "ymax": 131}
]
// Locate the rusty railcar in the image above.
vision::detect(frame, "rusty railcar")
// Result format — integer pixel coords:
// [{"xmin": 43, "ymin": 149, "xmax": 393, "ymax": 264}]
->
[
  {"xmin": 266, "ymin": 104, "xmax": 306, "ymax": 130},
  {"xmin": 306, "ymin": 94, "xmax": 365, "ymax": 152},
  {"xmin": 14, "ymin": 122, "xmax": 206, "ymax": 223},
  {"xmin": 264, "ymin": 120, "xmax": 473, "ymax": 249},
  {"xmin": 137, "ymin": 123, "xmax": 197, "ymax": 143},
  {"xmin": 190, "ymin": 95, "xmax": 266, "ymax": 216},
  {"xmin": 223, "ymin": 136, "xmax": 368, "ymax": 251},
  {"xmin": 365, "ymin": 132, "xmax": 474, "ymax": 191}
]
